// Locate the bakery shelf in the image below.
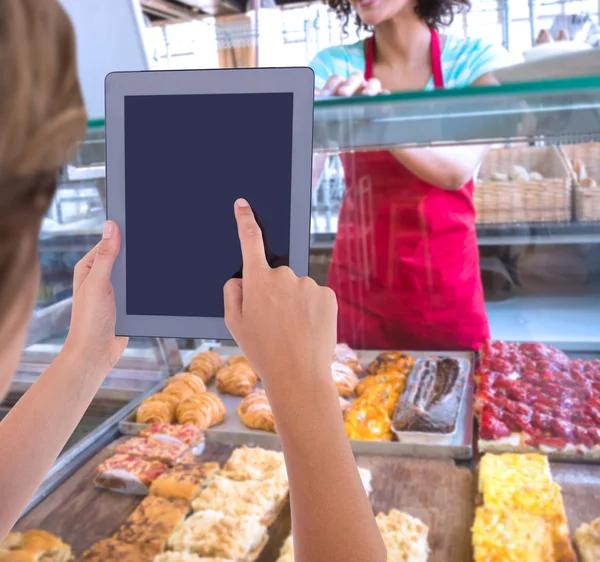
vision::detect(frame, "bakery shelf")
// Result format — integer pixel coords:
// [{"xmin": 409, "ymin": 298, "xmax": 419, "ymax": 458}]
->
[
  {"xmin": 475, "ymin": 220, "xmax": 600, "ymax": 245},
  {"xmin": 147, "ymin": 347, "xmax": 475, "ymax": 460},
  {"xmin": 313, "ymin": 75, "xmax": 600, "ymax": 151},
  {"xmin": 311, "ymin": 220, "xmax": 600, "ymax": 247}
]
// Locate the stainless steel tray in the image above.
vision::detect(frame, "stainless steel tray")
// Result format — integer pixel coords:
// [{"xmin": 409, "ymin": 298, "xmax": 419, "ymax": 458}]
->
[{"xmin": 120, "ymin": 347, "xmax": 474, "ymax": 459}]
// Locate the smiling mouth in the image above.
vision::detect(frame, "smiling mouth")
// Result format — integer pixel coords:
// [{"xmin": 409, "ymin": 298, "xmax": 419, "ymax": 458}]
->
[{"xmin": 357, "ymin": 0, "xmax": 378, "ymax": 7}]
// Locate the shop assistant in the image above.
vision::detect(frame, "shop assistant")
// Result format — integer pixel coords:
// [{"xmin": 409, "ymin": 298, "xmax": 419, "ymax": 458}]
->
[{"xmin": 311, "ymin": 0, "xmax": 511, "ymax": 351}]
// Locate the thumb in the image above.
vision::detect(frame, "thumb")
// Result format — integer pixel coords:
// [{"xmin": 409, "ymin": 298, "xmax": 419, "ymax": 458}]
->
[
  {"xmin": 223, "ymin": 278, "xmax": 243, "ymax": 331},
  {"xmin": 90, "ymin": 221, "xmax": 120, "ymax": 282}
]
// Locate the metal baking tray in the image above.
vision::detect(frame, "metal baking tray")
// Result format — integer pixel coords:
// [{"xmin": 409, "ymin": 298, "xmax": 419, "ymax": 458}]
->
[
  {"xmin": 120, "ymin": 347, "xmax": 474, "ymax": 459},
  {"xmin": 391, "ymin": 358, "xmax": 471, "ymax": 446}
]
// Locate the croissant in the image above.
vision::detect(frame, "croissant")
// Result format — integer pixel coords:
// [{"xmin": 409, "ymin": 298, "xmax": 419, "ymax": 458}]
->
[
  {"xmin": 177, "ymin": 392, "xmax": 226, "ymax": 428},
  {"xmin": 136, "ymin": 397, "xmax": 173, "ymax": 424},
  {"xmin": 161, "ymin": 381, "xmax": 196, "ymax": 403},
  {"xmin": 227, "ymin": 355, "xmax": 260, "ymax": 379},
  {"xmin": 331, "ymin": 362, "xmax": 359, "ymax": 397},
  {"xmin": 165, "ymin": 372, "xmax": 206, "ymax": 395},
  {"xmin": 228, "ymin": 355, "xmax": 249, "ymax": 366},
  {"xmin": 333, "ymin": 343, "xmax": 364, "ymax": 375},
  {"xmin": 237, "ymin": 390, "xmax": 276, "ymax": 433},
  {"xmin": 216, "ymin": 363, "xmax": 259, "ymax": 397},
  {"xmin": 188, "ymin": 351, "xmax": 224, "ymax": 383},
  {"xmin": 150, "ymin": 392, "xmax": 180, "ymax": 412}
]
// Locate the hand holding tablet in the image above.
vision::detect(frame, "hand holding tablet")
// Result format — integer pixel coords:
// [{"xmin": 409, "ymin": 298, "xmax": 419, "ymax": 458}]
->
[
  {"xmin": 224, "ymin": 198, "xmax": 338, "ymax": 389},
  {"xmin": 106, "ymin": 67, "xmax": 314, "ymax": 339}
]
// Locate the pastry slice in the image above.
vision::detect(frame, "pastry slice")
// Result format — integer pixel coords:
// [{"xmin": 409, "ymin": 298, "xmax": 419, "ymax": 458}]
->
[
  {"xmin": 94, "ymin": 454, "xmax": 168, "ymax": 495},
  {"xmin": 140, "ymin": 424, "xmax": 204, "ymax": 448},
  {"xmin": 0, "ymin": 530, "xmax": 72, "ymax": 562},
  {"xmin": 114, "ymin": 496, "xmax": 189, "ymax": 555},
  {"xmin": 478, "ymin": 454, "xmax": 575, "ymax": 561},
  {"xmin": 81, "ymin": 538, "xmax": 155, "ymax": 562},
  {"xmin": 575, "ymin": 518, "xmax": 600, "ymax": 562},
  {"xmin": 191, "ymin": 474, "xmax": 288, "ymax": 524},
  {"xmin": 220, "ymin": 446, "xmax": 286, "ymax": 482},
  {"xmin": 376, "ymin": 510, "xmax": 429, "ymax": 562},
  {"xmin": 472, "ymin": 506, "xmax": 553, "ymax": 562},
  {"xmin": 168, "ymin": 510, "xmax": 267, "ymax": 560},
  {"xmin": 115, "ymin": 437, "xmax": 191, "ymax": 465},
  {"xmin": 150, "ymin": 462, "xmax": 220, "ymax": 502},
  {"xmin": 478, "ymin": 453, "xmax": 553, "ymax": 497}
]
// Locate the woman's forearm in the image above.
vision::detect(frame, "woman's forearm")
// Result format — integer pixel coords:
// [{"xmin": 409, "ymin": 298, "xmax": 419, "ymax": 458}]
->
[
  {"xmin": 0, "ymin": 351, "xmax": 107, "ymax": 537},
  {"xmin": 390, "ymin": 145, "xmax": 489, "ymax": 190},
  {"xmin": 264, "ymin": 372, "xmax": 387, "ymax": 562}
]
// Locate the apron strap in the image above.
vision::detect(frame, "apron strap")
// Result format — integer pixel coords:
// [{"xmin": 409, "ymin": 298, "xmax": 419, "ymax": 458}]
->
[
  {"xmin": 430, "ymin": 27, "xmax": 444, "ymax": 89},
  {"xmin": 365, "ymin": 27, "xmax": 445, "ymax": 89},
  {"xmin": 365, "ymin": 36, "xmax": 375, "ymax": 81}
]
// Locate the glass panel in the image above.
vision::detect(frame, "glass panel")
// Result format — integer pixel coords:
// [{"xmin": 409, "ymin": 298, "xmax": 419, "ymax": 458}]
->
[
  {"xmin": 78, "ymin": 79, "xmax": 600, "ymax": 356},
  {"xmin": 311, "ymin": 138, "xmax": 600, "ymax": 353},
  {"xmin": 314, "ymin": 76, "xmax": 600, "ymax": 150}
]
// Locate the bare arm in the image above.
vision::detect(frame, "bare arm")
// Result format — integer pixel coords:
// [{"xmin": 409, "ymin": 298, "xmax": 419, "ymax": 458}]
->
[
  {"xmin": 0, "ymin": 223, "xmax": 127, "ymax": 538},
  {"xmin": 224, "ymin": 201, "xmax": 386, "ymax": 562},
  {"xmin": 390, "ymin": 72, "xmax": 498, "ymax": 190},
  {"xmin": 267, "ymin": 366, "xmax": 380, "ymax": 562},
  {"xmin": 0, "ymin": 353, "xmax": 108, "ymax": 536}
]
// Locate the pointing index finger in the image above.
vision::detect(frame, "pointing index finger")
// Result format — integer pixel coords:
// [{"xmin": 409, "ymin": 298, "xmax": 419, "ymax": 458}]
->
[{"xmin": 234, "ymin": 199, "xmax": 269, "ymax": 274}]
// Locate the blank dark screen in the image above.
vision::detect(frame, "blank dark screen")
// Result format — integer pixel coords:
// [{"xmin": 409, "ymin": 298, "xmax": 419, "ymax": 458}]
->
[{"xmin": 124, "ymin": 93, "xmax": 293, "ymax": 317}]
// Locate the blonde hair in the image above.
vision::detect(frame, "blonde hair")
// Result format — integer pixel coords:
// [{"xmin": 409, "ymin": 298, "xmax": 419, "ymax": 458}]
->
[{"xmin": 0, "ymin": 0, "xmax": 87, "ymax": 335}]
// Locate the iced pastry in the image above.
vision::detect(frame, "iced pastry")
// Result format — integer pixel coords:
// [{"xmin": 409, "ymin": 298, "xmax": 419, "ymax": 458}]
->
[{"xmin": 393, "ymin": 357, "xmax": 464, "ymax": 434}]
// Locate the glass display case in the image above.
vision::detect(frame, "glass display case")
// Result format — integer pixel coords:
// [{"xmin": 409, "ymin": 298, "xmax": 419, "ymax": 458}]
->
[
  {"xmin": 11, "ymin": 75, "xmax": 600, "ymax": 560},
  {"xmin": 310, "ymin": 75, "xmax": 600, "ymax": 353}
]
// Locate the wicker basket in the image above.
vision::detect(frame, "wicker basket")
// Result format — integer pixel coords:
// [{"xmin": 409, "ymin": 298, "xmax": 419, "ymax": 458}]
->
[
  {"xmin": 560, "ymin": 143, "xmax": 600, "ymax": 222},
  {"xmin": 474, "ymin": 146, "xmax": 571, "ymax": 224}
]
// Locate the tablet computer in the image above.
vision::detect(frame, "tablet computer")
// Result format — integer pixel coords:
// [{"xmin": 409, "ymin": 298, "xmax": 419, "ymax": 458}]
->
[{"xmin": 105, "ymin": 68, "xmax": 314, "ymax": 339}]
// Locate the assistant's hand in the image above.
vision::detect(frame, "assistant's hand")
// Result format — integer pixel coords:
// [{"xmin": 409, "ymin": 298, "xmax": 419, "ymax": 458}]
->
[
  {"xmin": 63, "ymin": 221, "xmax": 128, "ymax": 374},
  {"xmin": 316, "ymin": 72, "xmax": 390, "ymax": 97},
  {"xmin": 223, "ymin": 199, "xmax": 338, "ymax": 387}
]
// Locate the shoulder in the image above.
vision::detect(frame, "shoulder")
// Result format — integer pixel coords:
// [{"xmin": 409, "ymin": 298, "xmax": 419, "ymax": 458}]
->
[
  {"xmin": 441, "ymin": 35, "xmax": 514, "ymax": 87},
  {"xmin": 309, "ymin": 41, "xmax": 366, "ymax": 89}
]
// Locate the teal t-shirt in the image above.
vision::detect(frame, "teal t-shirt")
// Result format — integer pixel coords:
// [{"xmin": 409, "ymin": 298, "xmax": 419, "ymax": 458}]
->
[{"xmin": 309, "ymin": 35, "xmax": 513, "ymax": 90}]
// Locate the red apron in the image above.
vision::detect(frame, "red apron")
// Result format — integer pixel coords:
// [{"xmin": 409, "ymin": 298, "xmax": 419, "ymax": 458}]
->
[{"xmin": 328, "ymin": 28, "xmax": 490, "ymax": 351}]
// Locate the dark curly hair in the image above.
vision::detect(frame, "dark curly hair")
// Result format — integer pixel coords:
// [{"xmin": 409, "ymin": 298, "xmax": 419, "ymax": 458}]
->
[{"xmin": 328, "ymin": 0, "xmax": 471, "ymax": 34}]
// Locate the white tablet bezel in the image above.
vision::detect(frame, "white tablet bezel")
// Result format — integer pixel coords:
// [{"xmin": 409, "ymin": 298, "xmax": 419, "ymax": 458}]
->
[{"xmin": 105, "ymin": 68, "xmax": 314, "ymax": 339}]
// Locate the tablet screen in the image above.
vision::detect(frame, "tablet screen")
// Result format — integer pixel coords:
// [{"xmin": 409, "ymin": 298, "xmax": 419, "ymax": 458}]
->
[{"xmin": 124, "ymin": 93, "xmax": 293, "ymax": 318}]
